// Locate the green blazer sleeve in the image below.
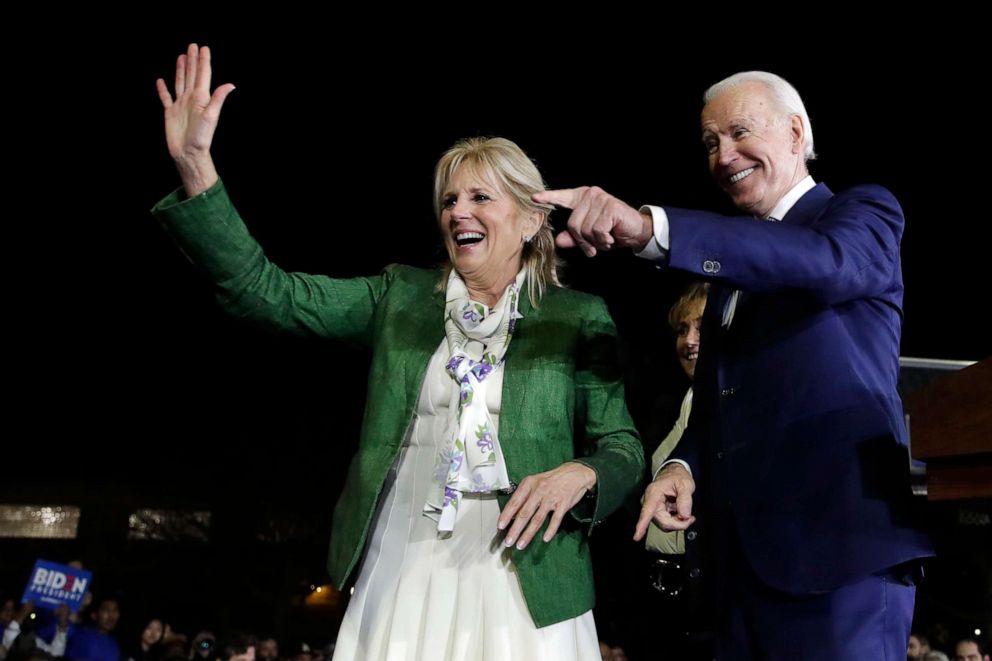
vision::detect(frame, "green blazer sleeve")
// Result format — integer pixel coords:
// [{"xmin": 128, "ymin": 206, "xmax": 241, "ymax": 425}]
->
[
  {"xmin": 151, "ymin": 180, "xmax": 391, "ymax": 346},
  {"xmin": 568, "ymin": 295, "xmax": 645, "ymax": 529},
  {"xmin": 150, "ymin": 183, "xmax": 644, "ymax": 627}
]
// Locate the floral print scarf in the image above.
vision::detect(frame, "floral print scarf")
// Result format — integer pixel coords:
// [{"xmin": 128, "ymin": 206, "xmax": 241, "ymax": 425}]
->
[{"xmin": 423, "ymin": 269, "xmax": 523, "ymax": 532}]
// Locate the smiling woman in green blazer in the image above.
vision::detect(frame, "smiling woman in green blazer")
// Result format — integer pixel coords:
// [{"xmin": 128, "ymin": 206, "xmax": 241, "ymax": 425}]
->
[{"xmin": 153, "ymin": 45, "xmax": 643, "ymax": 660}]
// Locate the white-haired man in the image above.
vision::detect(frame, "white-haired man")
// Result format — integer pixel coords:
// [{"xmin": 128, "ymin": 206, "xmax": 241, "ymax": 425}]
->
[{"xmin": 537, "ymin": 71, "xmax": 933, "ymax": 659}]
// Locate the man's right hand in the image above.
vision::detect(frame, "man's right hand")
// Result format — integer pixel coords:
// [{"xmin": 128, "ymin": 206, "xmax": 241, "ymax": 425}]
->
[
  {"xmin": 633, "ymin": 463, "xmax": 696, "ymax": 541},
  {"xmin": 532, "ymin": 187, "xmax": 654, "ymax": 257}
]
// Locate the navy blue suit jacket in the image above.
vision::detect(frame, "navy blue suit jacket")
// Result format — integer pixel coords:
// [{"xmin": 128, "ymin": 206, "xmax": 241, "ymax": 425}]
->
[{"xmin": 666, "ymin": 182, "xmax": 933, "ymax": 594}]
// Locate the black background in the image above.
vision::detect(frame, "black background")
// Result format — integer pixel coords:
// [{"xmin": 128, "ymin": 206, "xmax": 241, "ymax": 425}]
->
[{"xmin": 3, "ymin": 17, "xmax": 987, "ymax": 656}]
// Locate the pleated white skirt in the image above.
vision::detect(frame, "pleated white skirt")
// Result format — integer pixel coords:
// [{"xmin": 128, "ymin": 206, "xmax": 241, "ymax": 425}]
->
[{"xmin": 332, "ymin": 344, "xmax": 598, "ymax": 661}]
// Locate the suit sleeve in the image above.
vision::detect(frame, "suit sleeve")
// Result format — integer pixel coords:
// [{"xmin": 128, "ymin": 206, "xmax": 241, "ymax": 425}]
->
[
  {"xmin": 568, "ymin": 297, "xmax": 645, "ymax": 530},
  {"xmin": 151, "ymin": 180, "xmax": 391, "ymax": 346},
  {"xmin": 667, "ymin": 185, "xmax": 903, "ymax": 306}
]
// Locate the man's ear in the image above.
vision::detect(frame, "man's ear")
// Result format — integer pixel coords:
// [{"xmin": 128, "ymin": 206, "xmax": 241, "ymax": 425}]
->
[{"xmin": 790, "ymin": 114, "xmax": 805, "ymax": 155}]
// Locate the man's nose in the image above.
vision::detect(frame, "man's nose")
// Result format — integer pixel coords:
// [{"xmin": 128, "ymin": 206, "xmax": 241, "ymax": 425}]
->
[{"xmin": 716, "ymin": 139, "xmax": 739, "ymax": 167}]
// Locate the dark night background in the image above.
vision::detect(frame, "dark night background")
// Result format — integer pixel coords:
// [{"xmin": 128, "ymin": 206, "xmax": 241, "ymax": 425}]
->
[{"xmin": 2, "ymin": 18, "xmax": 988, "ymax": 659}]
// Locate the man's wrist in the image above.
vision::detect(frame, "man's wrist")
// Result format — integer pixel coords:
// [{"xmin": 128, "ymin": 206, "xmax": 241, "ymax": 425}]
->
[
  {"xmin": 654, "ymin": 459, "xmax": 692, "ymax": 480},
  {"xmin": 634, "ymin": 210, "xmax": 655, "ymax": 250}
]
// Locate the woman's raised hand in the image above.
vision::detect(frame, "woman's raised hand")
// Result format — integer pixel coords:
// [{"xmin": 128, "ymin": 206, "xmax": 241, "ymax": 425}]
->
[{"xmin": 155, "ymin": 43, "xmax": 235, "ymax": 195}]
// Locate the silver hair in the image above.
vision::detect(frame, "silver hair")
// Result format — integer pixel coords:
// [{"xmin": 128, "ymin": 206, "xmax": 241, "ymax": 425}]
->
[{"xmin": 704, "ymin": 71, "xmax": 816, "ymax": 161}]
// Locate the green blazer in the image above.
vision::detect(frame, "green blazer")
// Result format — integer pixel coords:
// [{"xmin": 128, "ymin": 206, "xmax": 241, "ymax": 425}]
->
[{"xmin": 152, "ymin": 181, "xmax": 644, "ymax": 627}]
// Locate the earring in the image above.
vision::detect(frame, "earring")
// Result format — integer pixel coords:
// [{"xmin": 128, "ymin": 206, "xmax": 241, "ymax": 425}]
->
[{"xmin": 523, "ymin": 235, "xmax": 532, "ymax": 244}]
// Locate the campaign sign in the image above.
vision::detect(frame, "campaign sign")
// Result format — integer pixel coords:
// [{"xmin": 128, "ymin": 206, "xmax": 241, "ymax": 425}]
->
[{"xmin": 21, "ymin": 560, "xmax": 92, "ymax": 612}]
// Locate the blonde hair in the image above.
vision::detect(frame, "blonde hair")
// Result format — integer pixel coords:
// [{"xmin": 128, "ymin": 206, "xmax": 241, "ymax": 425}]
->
[
  {"xmin": 433, "ymin": 137, "xmax": 560, "ymax": 306},
  {"xmin": 668, "ymin": 282, "xmax": 710, "ymax": 331}
]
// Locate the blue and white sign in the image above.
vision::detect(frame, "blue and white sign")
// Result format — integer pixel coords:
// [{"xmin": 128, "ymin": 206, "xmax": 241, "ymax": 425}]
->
[{"xmin": 21, "ymin": 560, "xmax": 92, "ymax": 612}]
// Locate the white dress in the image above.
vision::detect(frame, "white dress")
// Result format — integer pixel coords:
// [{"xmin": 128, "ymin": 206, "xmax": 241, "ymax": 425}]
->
[{"xmin": 332, "ymin": 341, "xmax": 599, "ymax": 661}]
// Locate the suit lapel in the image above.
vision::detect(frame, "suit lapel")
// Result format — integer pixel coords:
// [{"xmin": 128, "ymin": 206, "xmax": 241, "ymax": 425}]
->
[
  {"xmin": 732, "ymin": 184, "xmax": 833, "ymax": 323},
  {"xmin": 697, "ymin": 283, "xmax": 730, "ymax": 382},
  {"xmin": 706, "ymin": 284, "xmax": 732, "ymax": 330},
  {"xmin": 782, "ymin": 183, "xmax": 832, "ymax": 227}
]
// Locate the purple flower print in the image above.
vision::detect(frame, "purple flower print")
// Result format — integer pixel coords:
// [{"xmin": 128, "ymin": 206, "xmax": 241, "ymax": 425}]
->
[
  {"xmin": 443, "ymin": 486, "xmax": 460, "ymax": 508},
  {"xmin": 473, "ymin": 362, "xmax": 493, "ymax": 380},
  {"xmin": 435, "ymin": 443, "xmax": 456, "ymax": 483},
  {"xmin": 470, "ymin": 472, "xmax": 490, "ymax": 491},
  {"xmin": 476, "ymin": 427, "xmax": 494, "ymax": 453}
]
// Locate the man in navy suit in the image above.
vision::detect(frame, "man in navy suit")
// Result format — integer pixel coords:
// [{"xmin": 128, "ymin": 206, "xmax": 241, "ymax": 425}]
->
[{"xmin": 536, "ymin": 71, "xmax": 933, "ymax": 659}]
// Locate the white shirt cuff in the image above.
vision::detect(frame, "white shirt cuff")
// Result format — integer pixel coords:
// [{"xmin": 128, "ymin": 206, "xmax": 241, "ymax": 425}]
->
[
  {"xmin": 653, "ymin": 458, "xmax": 692, "ymax": 480},
  {"xmin": 635, "ymin": 205, "xmax": 670, "ymax": 261}
]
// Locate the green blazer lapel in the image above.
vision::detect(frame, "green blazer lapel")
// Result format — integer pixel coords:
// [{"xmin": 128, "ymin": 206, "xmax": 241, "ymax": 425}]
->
[
  {"xmin": 400, "ymin": 278, "xmax": 447, "ymax": 416},
  {"xmin": 498, "ymin": 290, "xmax": 537, "ymax": 481}
]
